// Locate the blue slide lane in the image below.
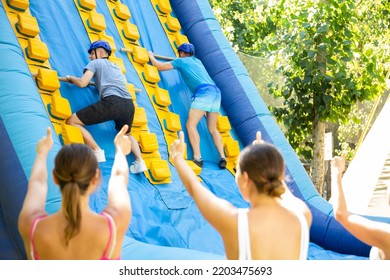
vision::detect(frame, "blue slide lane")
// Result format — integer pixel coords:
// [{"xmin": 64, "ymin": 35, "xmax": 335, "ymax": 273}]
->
[{"xmin": 0, "ymin": 0, "xmax": 386, "ymax": 260}]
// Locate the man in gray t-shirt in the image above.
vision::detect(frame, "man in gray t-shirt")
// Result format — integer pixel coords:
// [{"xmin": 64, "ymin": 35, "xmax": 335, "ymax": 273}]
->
[{"xmin": 66, "ymin": 41, "xmax": 146, "ymax": 173}]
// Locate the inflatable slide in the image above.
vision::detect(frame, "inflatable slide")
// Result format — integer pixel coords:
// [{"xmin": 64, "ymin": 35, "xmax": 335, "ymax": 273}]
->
[{"xmin": 0, "ymin": 0, "xmax": 387, "ymax": 260}]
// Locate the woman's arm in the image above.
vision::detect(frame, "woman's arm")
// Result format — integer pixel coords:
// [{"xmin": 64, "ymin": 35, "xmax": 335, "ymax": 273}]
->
[
  {"xmin": 18, "ymin": 127, "xmax": 53, "ymax": 238},
  {"xmin": 331, "ymin": 153, "xmax": 390, "ymax": 249},
  {"xmin": 104, "ymin": 125, "xmax": 132, "ymax": 231},
  {"xmin": 170, "ymin": 131, "xmax": 236, "ymax": 233},
  {"xmin": 331, "ymin": 153, "xmax": 349, "ymax": 220}
]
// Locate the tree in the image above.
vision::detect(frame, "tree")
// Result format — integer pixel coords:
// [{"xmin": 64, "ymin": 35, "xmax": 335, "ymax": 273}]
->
[{"xmin": 209, "ymin": 0, "xmax": 388, "ymax": 194}]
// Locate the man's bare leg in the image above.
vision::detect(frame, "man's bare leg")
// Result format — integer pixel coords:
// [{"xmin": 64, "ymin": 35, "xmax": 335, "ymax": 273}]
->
[
  {"xmin": 206, "ymin": 112, "xmax": 225, "ymax": 159},
  {"xmin": 186, "ymin": 109, "xmax": 206, "ymax": 160},
  {"xmin": 67, "ymin": 114, "xmax": 100, "ymax": 151}
]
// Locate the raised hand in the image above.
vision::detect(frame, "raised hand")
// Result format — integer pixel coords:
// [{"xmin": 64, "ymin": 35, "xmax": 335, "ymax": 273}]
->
[
  {"xmin": 170, "ymin": 131, "xmax": 185, "ymax": 160},
  {"xmin": 114, "ymin": 125, "xmax": 131, "ymax": 155},
  {"xmin": 36, "ymin": 127, "xmax": 53, "ymax": 156},
  {"xmin": 331, "ymin": 152, "xmax": 347, "ymax": 176},
  {"xmin": 252, "ymin": 131, "xmax": 265, "ymax": 145}
]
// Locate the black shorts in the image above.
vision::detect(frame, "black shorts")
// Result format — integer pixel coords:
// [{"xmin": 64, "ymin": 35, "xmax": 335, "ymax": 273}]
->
[{"xmin": 76, "ymin": 95, "xmax": 135, "ymax": 133}]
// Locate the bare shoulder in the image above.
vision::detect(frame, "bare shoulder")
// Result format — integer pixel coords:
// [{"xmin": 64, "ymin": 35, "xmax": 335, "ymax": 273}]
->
[
  {"xmin": 281, "ymin": 194, "xmax": 312, "ymax": 226},
  {"xmin": 101, "ymin": 208, "xmax": 130, "ymax": 235},
  {"xmin": 18, "ymin": 211, "xmax": 47, "ymax": 239}
]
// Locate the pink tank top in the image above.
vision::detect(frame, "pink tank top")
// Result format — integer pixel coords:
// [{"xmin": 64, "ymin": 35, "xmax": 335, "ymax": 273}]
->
[{"xmin": 29, "ymin": 212, "xmax": 119, "ymax": 260}]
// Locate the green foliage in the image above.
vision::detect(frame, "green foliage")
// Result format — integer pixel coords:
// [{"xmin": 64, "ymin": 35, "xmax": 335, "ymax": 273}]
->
[
  {"xmin": 210, "ymin": 0, "xmax": 389, "ymax": 161},
  {"xmin": 209, "ymin": 0, "xmax": 277, "ymax": 54}
]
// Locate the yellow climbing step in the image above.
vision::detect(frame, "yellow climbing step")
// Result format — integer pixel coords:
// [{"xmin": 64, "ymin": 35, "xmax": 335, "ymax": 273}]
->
[{"xmin": 2, "ymin": 0, "xmax": 84, "ymax": 144}]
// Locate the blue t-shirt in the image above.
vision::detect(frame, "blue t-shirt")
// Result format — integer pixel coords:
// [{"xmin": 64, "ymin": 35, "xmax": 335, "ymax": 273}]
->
[
  {"xmin": 171, "ymin": 56, "xmax": 215, "ymax": 93},
  {"xmin": 84, "ymin": 59, "xmax": 131, "ymax": 100}
]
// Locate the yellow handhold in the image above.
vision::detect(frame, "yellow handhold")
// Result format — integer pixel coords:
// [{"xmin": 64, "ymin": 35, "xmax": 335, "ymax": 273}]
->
[
  {"xmin": 51, "ymin": 122, "xmax": 63, "ymax": 136},
  {"xmin": 149, "ymin": 159, "xmax": 171, "ymax": 182},
  {"xmin": 224, "ymin": 138, "xmax": 240, "ymax": 158},
  {"xmin": 36, "ymin": 68, "xmax": 60, "ymax": 92},
  {"xmin": 87, "ymin": 10, "xmax": 106, "ymax": 32},
  {"xmin": 152, "ymin": 87, "xmax": 171, "ymax": 107},
  {"xmin": 174, "ymin": 33, "xmax": 189, "ymax": 48},
  {"xmin": 109, "ymin": 56, "xmax": 126, "ymax": 74},
  {"xmin": 156, "ymin": 0, "xmax": 172, "ymax": 14},
  {"xmin": 126, "ymin": 83, "xmax": 136, "ymax": 100},
  {"xmin": 77, "ymin": 0, "xmax": 96, "ymax": 10},
  {"xmin": 142, "ymin": 64, "xmax": 160, "ymax": 84},
  {"xmin": 50, "ymin": 95, "xmax": 72, "ymax": 120},
  {"xmin": 165, "ymin": 16, "xmax": 181, "ymax": 32},
  {"xmin": 113, "ymin": 1, "xmax": 131, "ymax": 21},
  {"xmin": 163, "ymin": 112, "xmax": 181, "ymax": 132},
  {"xmin": 217, "ymin": 115, "xmax": 231, "ymax": 132},
  {"xmin": 131, "ymin": 46, "xmax": 149, "ymax": 64},
  {"xmin": 132, "ymin": 107, "xmax": 148, "ymax": 127},
  {"xmin": 16, "ymin": 13, "xmax": 40, "ymax": 37},
  {"xmin": 122, "ymin": 21, "xmax": 140, "ymax": 42},
  {"xmin": 139, "ymin": 132, "xmax": 159, "ymax": 153},
  {"xmin": 26, "ymin": 38, "xmax": 50, "ymax": 63},
  {"xmin": 61, "ymin": 124, "xmax": 84, "ymax": 144},
  {"xmin": 6, "ymin": 0, "xmax": 29, "ymax": 11}
]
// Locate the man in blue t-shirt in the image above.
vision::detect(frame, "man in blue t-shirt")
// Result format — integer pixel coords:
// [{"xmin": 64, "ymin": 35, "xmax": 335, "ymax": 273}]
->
[
  {"xmin": 148, "ymin": 43, "xmax": 226, "ymax": 169},
  {"xmin": 66, "ymin": 41, "xmax": 146, "ymax": 173}
]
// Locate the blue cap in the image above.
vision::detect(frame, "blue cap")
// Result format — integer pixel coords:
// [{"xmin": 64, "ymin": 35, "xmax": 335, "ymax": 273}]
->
[
  {"xmin": 88, "ymin": 40, "xmax": 112, "ymax": 55},
  {"xmin": 177, "ymin": 43, "xmax": 195, "ymax": 55}
]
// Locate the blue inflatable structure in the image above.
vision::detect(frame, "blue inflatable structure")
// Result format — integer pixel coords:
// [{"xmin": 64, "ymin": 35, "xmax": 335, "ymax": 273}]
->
[{"xmin": 0, "ymin": 0, "xmax": 386, "ymax": 260}]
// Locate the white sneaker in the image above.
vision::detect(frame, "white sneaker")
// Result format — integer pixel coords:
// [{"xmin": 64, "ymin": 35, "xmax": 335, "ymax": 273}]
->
[
  {"xmin": 94, "ymin": 149, "xmax": 106, "ymax": 162},
  {"xmin": 130, "ymin": 160, "xmax": 147, "ymax": 174}
]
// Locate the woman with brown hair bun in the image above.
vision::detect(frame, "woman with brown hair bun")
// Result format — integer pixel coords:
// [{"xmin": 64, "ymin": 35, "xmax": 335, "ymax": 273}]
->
[{"xmin": 170, "ymin": 131, "xmax": 312, "ymax": 260}]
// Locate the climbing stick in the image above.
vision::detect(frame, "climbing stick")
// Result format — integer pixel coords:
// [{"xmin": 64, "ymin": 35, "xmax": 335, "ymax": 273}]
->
[
  {"xmin": 32, "ymin": 72, "xmax": 142, "ymax": 93},
  {"xmin": 120, "ymin": 47, "xmax": 174, "ymax": 61}
]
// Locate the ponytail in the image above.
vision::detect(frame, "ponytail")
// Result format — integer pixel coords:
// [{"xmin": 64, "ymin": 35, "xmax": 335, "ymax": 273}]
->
[
  {"xmin": 53, "ymin": 143, "xmax": 98, "ymax": 246},
  {"xmin": 62, "ymin": 182, "xmax": 81, "ymax": 246}
]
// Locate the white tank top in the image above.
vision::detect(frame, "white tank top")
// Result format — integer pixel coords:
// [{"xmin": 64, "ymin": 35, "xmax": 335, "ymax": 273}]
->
[
  {"xmin": 369, "ymin": 246, "xmax": 383, "ymax": 260},
  {"xmin": 237, "ymin": 208, "xmax": 309, "ymax": 260}
]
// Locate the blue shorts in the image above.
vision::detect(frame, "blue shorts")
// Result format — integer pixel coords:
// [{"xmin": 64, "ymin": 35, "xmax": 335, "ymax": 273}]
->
[{"xmin": 191, "ymin": 84, "xmax": 221, "ymax": 113}]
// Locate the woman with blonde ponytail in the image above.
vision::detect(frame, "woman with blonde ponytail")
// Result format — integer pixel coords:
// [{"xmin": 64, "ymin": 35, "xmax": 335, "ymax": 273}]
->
[
  {"xmin": 18, "ymin": 125, "xmax": 132, "ymax": 259},
  {"xmin": 170, "ymin": 131, "xmax": 312, "ymax": 260}
]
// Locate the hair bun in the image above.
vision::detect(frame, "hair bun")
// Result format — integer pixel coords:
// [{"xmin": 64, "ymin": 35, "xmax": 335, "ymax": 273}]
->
[{"xmin": 264, "ymin": 179, "xmax": 284, "ymax": 196}]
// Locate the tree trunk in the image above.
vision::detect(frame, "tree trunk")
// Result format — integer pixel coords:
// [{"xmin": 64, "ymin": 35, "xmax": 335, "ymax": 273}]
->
[
  {"xmin": 311, "ymin": 16, "xmax": 327, "ymax": 194},
  {"xmin": 310, "ymin": 118, "xmax": 326, "ymax": 194},
  {"xmin": 324, "ymin": 160, "xmax": 331, "ymax": 200}
]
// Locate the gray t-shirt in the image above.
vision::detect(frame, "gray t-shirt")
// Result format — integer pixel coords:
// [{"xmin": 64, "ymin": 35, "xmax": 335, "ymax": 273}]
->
[{"xmin": 84, "ymin": 58, "xmax": 131, "ymax": 100}]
